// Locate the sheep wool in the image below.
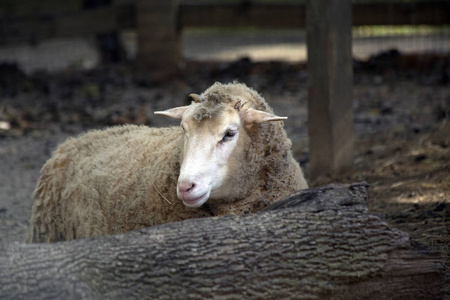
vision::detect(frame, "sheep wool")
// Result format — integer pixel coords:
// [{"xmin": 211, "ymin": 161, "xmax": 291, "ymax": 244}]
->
[{"xmin": 27, "ymin": 82, "xmax": 308, "ymax": 243}]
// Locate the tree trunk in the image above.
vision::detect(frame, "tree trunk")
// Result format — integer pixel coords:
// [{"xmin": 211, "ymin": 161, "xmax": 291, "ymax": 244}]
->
[{"xmin": 0, "ymin": 183, "xmax": 445, "ymax": 299}]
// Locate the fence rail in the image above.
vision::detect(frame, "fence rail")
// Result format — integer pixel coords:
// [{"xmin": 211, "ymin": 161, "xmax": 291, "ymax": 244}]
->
[
  {"xmin": 0, "ymin": 4, "xmax": 135, "ymax": 45},
  {"xmin": 0, "ymin": 1, "xmax": 449, "ymax": 46}
]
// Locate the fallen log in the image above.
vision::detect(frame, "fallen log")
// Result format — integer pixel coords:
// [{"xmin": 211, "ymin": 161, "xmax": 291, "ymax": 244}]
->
[{"xmin": 0, "ymin": 183, "xmax": 445, "ymax": 299}]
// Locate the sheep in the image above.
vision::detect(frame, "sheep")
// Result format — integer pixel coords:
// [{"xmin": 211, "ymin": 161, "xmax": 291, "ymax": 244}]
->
[{"xmin": 26, "ymin": 82, "xmax": 308, "ymax": 243}]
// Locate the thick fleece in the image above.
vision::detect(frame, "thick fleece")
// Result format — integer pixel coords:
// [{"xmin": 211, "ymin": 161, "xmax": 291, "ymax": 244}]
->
[{"xmin": 27, "ymin": 82, "xmax": 307, "ymax": 242}]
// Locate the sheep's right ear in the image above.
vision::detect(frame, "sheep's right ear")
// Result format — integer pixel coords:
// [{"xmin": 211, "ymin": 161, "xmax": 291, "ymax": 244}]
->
[{"xmin": 154, "ymin": 106, "xmax": 190, "ymax": 119}]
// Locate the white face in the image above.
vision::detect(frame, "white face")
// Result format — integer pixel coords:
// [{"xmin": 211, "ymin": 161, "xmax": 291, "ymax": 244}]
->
[
  {"xmin": 154, "ymin": 92, "xmax": 287, "ymax": 208},
  {"xmin": 177, "ymin": 106, "xmax": 241, "ymax": 207}
]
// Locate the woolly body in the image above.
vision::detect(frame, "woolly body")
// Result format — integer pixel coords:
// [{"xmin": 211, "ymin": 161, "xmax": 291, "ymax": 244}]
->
[{"xmin": 27, "ymin": 82, "xmax": 307, "ymax": 242}]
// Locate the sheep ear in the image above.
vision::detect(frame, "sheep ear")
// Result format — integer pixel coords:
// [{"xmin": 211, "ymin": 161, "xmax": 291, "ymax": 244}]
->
[
  {"xmin": 242, "ymin": 109, "xmax": 287, "ymax": 124},
  {"xmin": 154, "ymin": 106, "xmax": 190, "ymax": 119}
]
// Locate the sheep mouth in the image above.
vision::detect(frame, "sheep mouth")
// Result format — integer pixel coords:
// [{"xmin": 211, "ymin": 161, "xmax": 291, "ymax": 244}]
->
[{"xmin": 182, "ymin": 192, "xmax": 209, "ymax": 208}]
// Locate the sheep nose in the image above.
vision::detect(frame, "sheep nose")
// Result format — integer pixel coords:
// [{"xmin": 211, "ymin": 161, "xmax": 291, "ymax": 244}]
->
[{"xmin": 178, "ymin": 181, "xmax": 196, "ymax": 195}]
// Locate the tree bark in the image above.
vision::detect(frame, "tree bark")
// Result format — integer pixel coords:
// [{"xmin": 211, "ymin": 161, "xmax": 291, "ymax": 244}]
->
[{"xmin": 0, "ymin": 183, "xmax": 445, "ymax": 299}]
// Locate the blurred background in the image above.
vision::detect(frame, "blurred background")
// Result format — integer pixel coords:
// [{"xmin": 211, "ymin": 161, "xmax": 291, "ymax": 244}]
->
[
  {"xmin": 0, "ymin": 0, "xmax": 448, "ymax": 73},
  {"xmin": 0, "ymin": 1, "xmax": 449, "ymax": 293}
]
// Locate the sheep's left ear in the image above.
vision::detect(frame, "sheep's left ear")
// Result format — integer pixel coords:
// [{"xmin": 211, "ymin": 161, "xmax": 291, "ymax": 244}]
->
[
  {"xmin": 154, "ymin": 106, "xmax": 190, "ymax": 119},
  {"xmin": 241, "ymin": 109, "xmax": 287, "ymax": 124}
]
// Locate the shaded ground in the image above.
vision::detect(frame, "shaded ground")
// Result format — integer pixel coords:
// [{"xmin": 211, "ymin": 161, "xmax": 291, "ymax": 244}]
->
[{"xmin": 0, "ymin": 55, "xmax": 449, "ymax": 295}]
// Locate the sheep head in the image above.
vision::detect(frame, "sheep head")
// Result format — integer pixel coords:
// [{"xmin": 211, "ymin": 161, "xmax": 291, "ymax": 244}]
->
[{"xmin": 155, "ymin": 91, "xmax": 286, "ymax": 208}]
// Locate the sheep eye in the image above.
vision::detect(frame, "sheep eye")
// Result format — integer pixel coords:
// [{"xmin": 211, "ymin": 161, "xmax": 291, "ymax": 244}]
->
[{"xmin": 221, "ymin": 130, "xmax": 237, "ymax": 143}]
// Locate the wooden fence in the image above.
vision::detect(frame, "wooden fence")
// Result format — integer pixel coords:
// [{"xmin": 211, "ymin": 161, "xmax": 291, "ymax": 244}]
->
[
  {"xmin": 1, "ymin": 1, "xmax": 449, "ymax": 48},
  {"xmin": 1, "ymin": 1, "xmax": 449, "ymax": 74}
]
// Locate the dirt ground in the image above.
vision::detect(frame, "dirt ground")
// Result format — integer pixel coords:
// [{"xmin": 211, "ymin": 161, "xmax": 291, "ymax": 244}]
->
[{"xmin": 0, "ymin": 56, "xmax": 449, "ymax": 295}]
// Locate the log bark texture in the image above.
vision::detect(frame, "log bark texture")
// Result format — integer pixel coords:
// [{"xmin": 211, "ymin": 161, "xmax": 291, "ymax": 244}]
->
[{"xmin": 0, "ymin": 183, "xmax": 445, "ymax": 299}]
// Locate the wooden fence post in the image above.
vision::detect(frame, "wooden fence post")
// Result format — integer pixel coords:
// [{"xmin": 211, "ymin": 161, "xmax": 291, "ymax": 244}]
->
[
  {"xmin": 306, "ymin": 0, "xmax": 354, "ymax": 180},
  {"xmin": 136, "ymin": 0, "xmax": 181, "ymax": 80}
]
